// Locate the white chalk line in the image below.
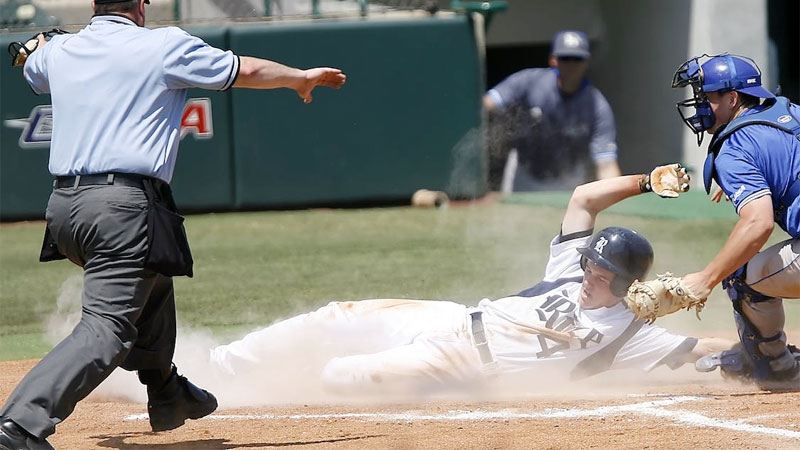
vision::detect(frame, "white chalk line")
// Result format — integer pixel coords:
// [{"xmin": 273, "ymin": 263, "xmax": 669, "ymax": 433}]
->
[
  {"xmin": 734, "ymin": 413, "xmax": 791, "ymax": 425},
  {"xmin": 124, "ymin": 395, "xmax": 800, "ymax": 439}
]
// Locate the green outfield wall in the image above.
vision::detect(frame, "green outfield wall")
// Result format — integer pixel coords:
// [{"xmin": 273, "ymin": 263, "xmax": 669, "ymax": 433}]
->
[{"xmin": 0, "ymin": 14, "xmax": 486, "ymax": 220}]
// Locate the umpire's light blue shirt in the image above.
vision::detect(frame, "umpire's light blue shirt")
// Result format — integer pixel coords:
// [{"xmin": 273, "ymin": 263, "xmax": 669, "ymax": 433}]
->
[{"xmin": 24, "ymin": 15, "xmax": 239, "ymax": 182}]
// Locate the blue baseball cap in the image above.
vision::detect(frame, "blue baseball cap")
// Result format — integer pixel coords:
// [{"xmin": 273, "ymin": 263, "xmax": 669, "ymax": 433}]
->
[{"xmin": 552, "ymin": 31, "xmax": 590, "ymax": 59}]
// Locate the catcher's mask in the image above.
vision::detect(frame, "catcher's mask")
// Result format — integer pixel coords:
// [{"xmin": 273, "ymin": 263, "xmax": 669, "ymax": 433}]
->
[
  {"xmin": 578, "ymin": 227, "xmax": 654, "ymax": 297},
  {"xmin": 671, "ymin": 53, "xmax": 774, "ymax": 145}
]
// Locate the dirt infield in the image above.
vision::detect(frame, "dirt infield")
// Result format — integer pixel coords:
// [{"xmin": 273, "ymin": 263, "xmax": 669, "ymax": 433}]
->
[{"xmin": 2, "ymin": 359, "xmax": 800, "ymax": 449}]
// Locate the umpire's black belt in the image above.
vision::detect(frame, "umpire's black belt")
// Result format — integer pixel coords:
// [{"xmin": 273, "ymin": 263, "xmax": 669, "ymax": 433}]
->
[{"xmin": 54, "ymin": 173, "xmax": 150, "ymax": 190}]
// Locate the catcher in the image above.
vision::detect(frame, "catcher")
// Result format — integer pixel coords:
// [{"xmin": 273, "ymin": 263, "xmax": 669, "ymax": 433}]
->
[
  {"xmin": 627, "ymin": 53, "xmax": 800, "ymax": 392},
  {"xmin": 200, "ymin": 164, "xmax": 734, "ymax": 400}
]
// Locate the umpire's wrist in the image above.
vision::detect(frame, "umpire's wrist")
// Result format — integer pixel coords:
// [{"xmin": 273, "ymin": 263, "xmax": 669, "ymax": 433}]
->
[{"xmin": 638, "ymin": 173, "xmax": 652, "ymax": 193}]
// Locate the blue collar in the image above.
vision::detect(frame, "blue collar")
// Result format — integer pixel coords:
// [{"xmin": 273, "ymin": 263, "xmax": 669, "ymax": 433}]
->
[{"xmin": 551, "ymin": 67, "xmax": 590, "ymax": 96}]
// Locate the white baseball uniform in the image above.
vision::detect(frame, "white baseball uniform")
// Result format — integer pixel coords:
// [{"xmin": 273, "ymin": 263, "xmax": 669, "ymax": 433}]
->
[{"xmin": 209, "ymin": 232, "xmax": 694, "ymax": 394}]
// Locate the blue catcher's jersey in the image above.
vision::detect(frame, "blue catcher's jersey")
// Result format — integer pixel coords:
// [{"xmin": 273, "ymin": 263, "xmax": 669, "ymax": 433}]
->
[{"xmin": 709, "ymin": 97, "xmax": 800, "ymax": 237}]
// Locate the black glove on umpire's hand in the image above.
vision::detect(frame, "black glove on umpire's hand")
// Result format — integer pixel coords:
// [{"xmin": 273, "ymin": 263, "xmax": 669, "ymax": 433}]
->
[{"xmin": 7, "ymin": 28, "xmax": 69, "ymax": 67}]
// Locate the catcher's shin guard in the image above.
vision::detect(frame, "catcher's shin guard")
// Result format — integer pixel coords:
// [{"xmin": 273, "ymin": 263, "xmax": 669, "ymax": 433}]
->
[
  {"xmin": 730, "ymin": 308, "xmax": 784, "ymax": 381},
  {"xmin": 712, "ymin": 266, "xmax": 799, "ymax": 387}
]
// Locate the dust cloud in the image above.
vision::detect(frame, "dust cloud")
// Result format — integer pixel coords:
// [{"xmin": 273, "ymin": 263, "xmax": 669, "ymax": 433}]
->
[
  {"xmin": 45, "ymin": 274, "xmax": 83, "ymax": 345},
  {"xmin": 44, "ymin": 277, "xmax": 692, "ymax": 410},
  {"xmin": 89, "ymin": 327, "xmax": 697, "ymax": 409}
]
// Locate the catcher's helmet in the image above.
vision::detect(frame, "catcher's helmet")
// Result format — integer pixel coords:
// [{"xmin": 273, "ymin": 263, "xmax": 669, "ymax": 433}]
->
[
  {"xmin": 671, "ymin": 53, "xmax": 774, "ymax": 144},
  {"xmin": 577, "ymin": 227, "xmax": 654, "ymax": 297}
]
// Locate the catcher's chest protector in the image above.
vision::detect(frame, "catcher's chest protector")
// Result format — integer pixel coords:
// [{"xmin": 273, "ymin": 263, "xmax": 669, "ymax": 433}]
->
[{"xmin": 703, "ymin": 96, "xmax": 800, "ymax": 195}]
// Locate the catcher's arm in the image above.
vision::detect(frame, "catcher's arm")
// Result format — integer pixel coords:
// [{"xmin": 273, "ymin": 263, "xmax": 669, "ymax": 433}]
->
[
  {"xmin": 7, "ymin": 28, "xmax": 68, "ymax": 67},
  {"xmin": 680, "ymin": 195, "xmax": 774, "ymax": 300}
]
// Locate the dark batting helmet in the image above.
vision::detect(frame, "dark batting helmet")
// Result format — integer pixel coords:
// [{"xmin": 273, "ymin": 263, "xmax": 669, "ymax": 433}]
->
[{"xmin": 577, "ymin": 227, "xmax": 654, "ymax": 297}]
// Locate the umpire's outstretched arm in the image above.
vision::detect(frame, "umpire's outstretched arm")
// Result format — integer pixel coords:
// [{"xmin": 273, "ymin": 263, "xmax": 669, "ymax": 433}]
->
[{"xmin": 233, "ymin": 56, "xmax": 346, "ymax": 104}]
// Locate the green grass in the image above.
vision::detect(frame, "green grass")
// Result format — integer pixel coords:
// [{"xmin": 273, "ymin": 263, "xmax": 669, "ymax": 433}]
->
[
  {"xmin": 503, "ymin": 190, "xmax": 739, "ymax": 220},
  {"xmin": 1, "ymin": 201, "xmax": 798, "ymax": 361}
]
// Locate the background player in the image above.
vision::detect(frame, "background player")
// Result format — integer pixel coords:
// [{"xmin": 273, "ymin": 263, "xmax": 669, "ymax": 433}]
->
[
  {"xmin": 671, "ymin": 53, "xmax": 800, "ymax": 390},
  {"xmin": 202, "ymin": 165, "xmax": 731, "ymax": 400},
  {"xmin": 484, "ymin": 30, "xmax": 621, "ymax": 193}
]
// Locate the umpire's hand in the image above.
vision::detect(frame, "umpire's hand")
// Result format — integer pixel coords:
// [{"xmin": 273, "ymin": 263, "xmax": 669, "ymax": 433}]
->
[{"xmin": 296, "ymin": 67, "xmax": 347, "ymax": 104}]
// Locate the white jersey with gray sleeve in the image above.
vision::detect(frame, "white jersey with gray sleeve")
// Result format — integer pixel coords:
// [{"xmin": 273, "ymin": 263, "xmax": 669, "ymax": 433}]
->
[{"xmin": 479, "ymin": 232, "xmax": 694, "ymax": 379}]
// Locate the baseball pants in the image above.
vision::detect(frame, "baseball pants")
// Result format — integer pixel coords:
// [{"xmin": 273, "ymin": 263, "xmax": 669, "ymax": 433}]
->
[
  {"xmin": 209, "ymin": 299, "xmax": 485, "ymax": 395},
  {"xmin": 741, "ymin": 237, "xmax": 800, "ymax": 357},
  {"xmin": 1, "ymin": 184, "xmax": 176, "ymax": 439}
]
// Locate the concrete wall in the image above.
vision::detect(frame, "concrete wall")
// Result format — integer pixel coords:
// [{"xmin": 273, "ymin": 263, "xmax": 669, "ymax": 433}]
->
[
  {"xmin": 679, "ymin": 0, "xmax": 770, "ymax": 188},
  {"xmin": 484, "ymin": 0, "xmax": 604, "ymax": 45},
  {"xmin": 481, "ymin": 0, "xmax": 771, "ymax": 183},
  {"xmin": 593, "ymin": 0, "xmax": 692, "ymax": 175}
]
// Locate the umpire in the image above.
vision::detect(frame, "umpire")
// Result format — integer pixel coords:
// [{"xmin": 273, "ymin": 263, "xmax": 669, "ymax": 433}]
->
[{"xmin": 0, "ymin": 0, "xmax": 346, "ymax": 448}]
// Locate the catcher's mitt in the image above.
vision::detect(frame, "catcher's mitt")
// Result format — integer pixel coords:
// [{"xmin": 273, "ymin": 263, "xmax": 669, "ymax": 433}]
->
[
  {"xmin": 7, "ymin": 28, "xmax": 69, "ymax": 67},
  {"xmin": 640, "ymin": 163, "xmax": 690, "ymax": 198},
  {"xmin": 624, "ymin": 272, "xmax": 706, "ymax": 322}
]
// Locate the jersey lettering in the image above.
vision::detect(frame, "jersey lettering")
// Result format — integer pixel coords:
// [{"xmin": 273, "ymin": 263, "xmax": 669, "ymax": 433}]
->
[
  {"xmin": 536, "ymin": 334, "xmax": 570, "ymax": 358},
  {"xmin": 577, "ymin": 328, "xmax": 603, "ymax": 349},
  {"xmin": 533, "ymin": 289, "xmax": 604, "ymax": 357}
]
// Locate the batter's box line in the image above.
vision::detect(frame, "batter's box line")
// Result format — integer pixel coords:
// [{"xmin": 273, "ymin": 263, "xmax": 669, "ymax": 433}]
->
[{"xmin": 123, "ymin": 396, "xmax": 800, "ymax": 439}]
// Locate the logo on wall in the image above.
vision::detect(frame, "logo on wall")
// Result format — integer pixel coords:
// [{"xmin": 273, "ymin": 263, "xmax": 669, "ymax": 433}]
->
[
  {"xmin": 4, "ymin": 105, "xmax": 53, "ymax": 148},
  {"xmin": 181, "ymin": 98, "xmax": 214, "ymax": 139},
  {"xmin": 4, "ymin": 98, "xmax": 214, "ymax": 148}
]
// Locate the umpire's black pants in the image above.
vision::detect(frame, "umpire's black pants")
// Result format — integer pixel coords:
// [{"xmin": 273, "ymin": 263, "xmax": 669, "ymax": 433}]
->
[{"xmin": 0, "ymin": 184, "xmax": 176, "ymax": 439}]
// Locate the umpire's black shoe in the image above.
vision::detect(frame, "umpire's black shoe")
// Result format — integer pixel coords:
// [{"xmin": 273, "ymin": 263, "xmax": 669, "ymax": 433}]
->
[
  {"xmin": 0, "ymin": 419, "xmax": 53, "ymax": 450},
  {"xmin": 147, "ymin": 367, "xmax": 218, "ymax": 432}
]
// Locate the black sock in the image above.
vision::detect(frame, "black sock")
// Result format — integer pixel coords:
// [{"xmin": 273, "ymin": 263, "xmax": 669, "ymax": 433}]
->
[{"xmin": 138, "ymin": 365, "xmax": 175, "ymax": 391}]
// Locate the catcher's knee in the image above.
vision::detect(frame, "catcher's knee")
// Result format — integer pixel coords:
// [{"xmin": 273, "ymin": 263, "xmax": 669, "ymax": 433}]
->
[{"xmin": 723, "ymin": 264, "xmax": 773, "ymax": 305}]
